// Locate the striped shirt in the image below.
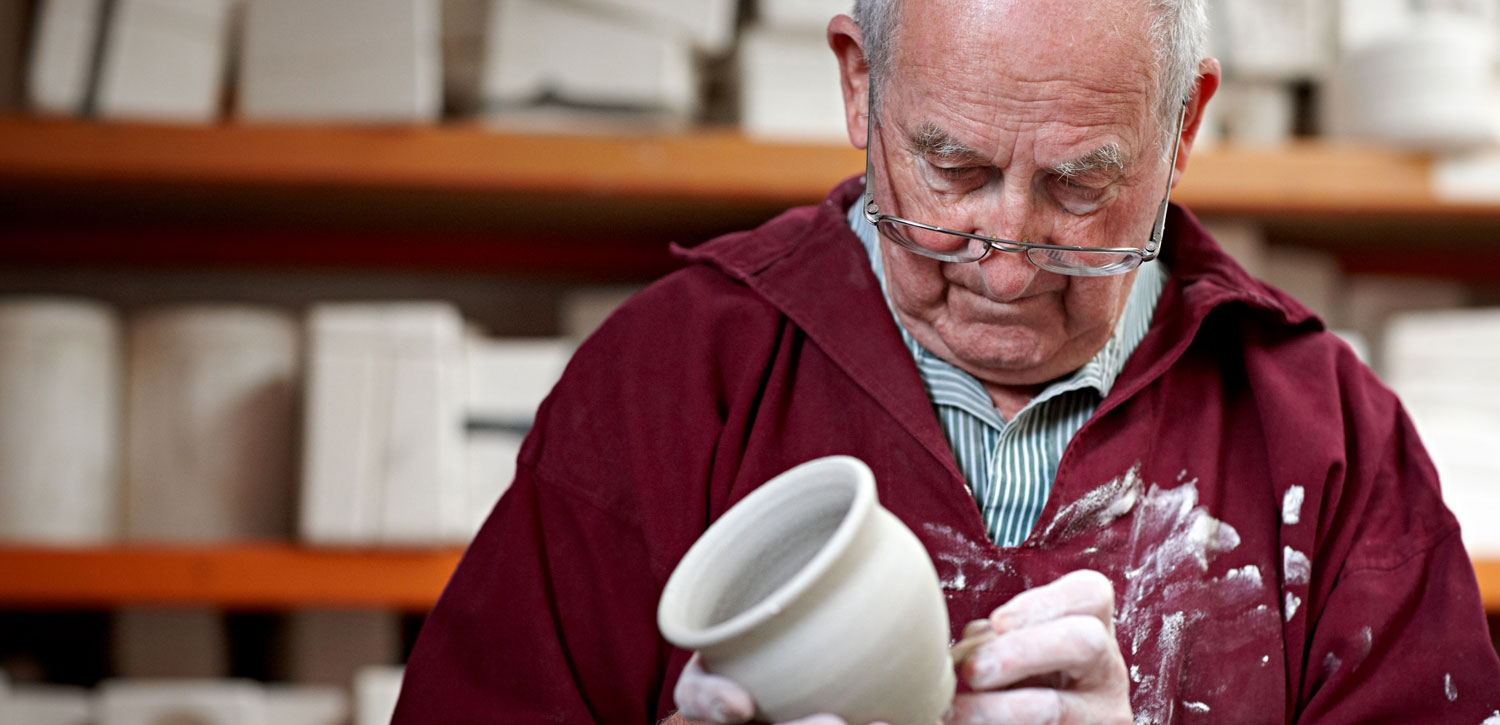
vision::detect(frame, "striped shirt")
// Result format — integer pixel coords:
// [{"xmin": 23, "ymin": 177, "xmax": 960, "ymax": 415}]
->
[{"xmin": 848, "ymin": 203, "xmax": 1167, "ymax": 547}]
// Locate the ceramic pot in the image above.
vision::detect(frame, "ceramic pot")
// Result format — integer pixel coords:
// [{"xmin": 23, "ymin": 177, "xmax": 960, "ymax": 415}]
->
[{"xmin": 658, "ymin": 456, "xmax": 954, "ymax": 725}]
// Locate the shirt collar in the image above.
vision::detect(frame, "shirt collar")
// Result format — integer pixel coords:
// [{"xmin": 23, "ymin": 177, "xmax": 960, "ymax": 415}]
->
[{"xmin": 847, "ymin": 202, "xmax": 1167, "ymax": 423}]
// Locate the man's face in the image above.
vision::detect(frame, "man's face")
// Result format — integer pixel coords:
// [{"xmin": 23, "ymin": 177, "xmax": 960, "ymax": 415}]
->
[{"xmin": 865, "ymin": 0, "xmax": 1171, "ymax": 390}]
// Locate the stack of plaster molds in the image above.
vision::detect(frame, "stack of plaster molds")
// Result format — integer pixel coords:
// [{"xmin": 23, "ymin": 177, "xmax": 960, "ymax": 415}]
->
[
  {"xmin": 1384, "ymin": 308, "xmax": 1500, "ymax": 556},
  {"xmin": 737, "ymin": 0, "xmax": 851, "ymax": 142},
  {"xmin": 301, "ymin": 301, "xmax": 574, "ymax": 543},
  {"xmin": 0, "ymin": 678, "xmax": 94, "ymax": 725},
  {"xmin": 462, "ymin": 335, "xmax": 573, "ymax": 536},
  {"xmin": 0, "ymin": 298, "xmax": 121, "ymax": 545},
  {"xmin": 238, "ymin": 0, "xmax": 442, "ymax": 121},
  {"xmin": 300, "ymin": 303, "xmax": 467, "ymax": 544},
  {"xmin": 26, "ymin": 0, "xmax": 236, "ymax": 119},
  {"xmin": 94, "ymin": 0, "xmax": 237, "ymax": 120},
  {"xmin": 124, "ymin": 305, "xmax": 300, "ymax": 542},
  {"xmin": 27, "ymin": 0, "xmax": 109, "ymax": 114},
  {"xmin": 95, "ymin": 680, "xmax": 347, "ymax": 725},
  {"xmin": 479, "ymin": 0, "xmax": 737, "ymax": 126}
]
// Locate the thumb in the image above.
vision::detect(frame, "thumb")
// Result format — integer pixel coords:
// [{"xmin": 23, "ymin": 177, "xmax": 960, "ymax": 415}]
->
[{"xmin": 674, "ymin": 653, "xmax": 756, "ymax": 724}]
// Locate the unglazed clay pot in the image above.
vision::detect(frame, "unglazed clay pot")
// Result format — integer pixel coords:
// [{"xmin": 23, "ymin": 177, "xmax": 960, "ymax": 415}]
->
[{"xmin": 658, "ymin": 456, "xmax": 954, "ymax": 725}]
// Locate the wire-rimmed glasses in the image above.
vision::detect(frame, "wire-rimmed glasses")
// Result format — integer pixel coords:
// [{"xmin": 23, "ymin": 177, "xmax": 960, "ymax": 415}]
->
[{"xmin": 863, "ymin": 102, "xmax": 1188, "ymax": 277}]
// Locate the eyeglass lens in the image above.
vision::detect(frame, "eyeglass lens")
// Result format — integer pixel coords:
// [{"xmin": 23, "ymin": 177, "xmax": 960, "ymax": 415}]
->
[{"xmin": 875, "ymin": 217, "xmax": 1140, "ymax": 273}]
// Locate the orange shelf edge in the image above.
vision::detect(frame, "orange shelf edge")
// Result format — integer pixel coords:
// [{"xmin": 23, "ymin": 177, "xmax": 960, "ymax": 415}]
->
[
  {"xmin": 1475, "ymin": 558, "xmax": 1500, "ymax": 614},
  {"xmin": 1, "ymin": 546, "xmax": 1498, "ymax": 613},
  {"xmin": 0, "ymin": 117, "xmax": 864, "ymax": 204},
  {"xmin": 4, "ymin": 117, "xmax": 1500, "ymax": 218},
  {"xmin": 0, "ymin": 544, "xmax": 464, "ymax": 610}
]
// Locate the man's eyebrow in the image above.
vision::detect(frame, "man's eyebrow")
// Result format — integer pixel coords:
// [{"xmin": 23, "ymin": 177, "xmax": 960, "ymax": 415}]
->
[
  {"xmin": 1050, "ymin": 143, "xmax": 1125, "ymax": 178},
  {"xmin": 908, "ymin": 122, "xmax": 988, "ymax": 162}
]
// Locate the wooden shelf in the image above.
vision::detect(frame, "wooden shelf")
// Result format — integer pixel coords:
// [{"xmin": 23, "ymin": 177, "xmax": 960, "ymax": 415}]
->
[
  {"xmin": 0, "ymin": 545, "xmax": 1497, "ymax": 612},
  {"xmin": 1477, "ymin": 559, "xmax": 1500, "ymax": 614},
  {"xmin": 0, "ymin": 117, "xmax": 861, "ymax": 204},
  {"xmin": 0, "ymin": 544, "xmax": 463, "ymax": 610},
  {"xmin": 4, "ymin": 117, "xmax": 1500, "ymax": 279},
  {"xmin": 2, "ymin": 116, "xmax": 1499, "ymax": 217}
]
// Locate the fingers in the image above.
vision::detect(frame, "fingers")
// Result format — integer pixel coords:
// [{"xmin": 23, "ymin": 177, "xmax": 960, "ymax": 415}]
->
[
  {"xmin": 673, "ymin": 655, "xmax": 854, "ymax": 725},
  {"xmin": 988, "ymin": 570, "xmax": 1115, "ymax": 637},
  {"xmin": 943, "ymin": 571, "xmax": 1132, "ymax": 723},
  {"xmin": 674, "ymin": 653, "xmax": 756, "ymax": 724},
  {"xmin": 778, "ymin": 716, "xmax": 854, "ymax": 725},
  {"xmin": 961, "ymin": 614, "xmax": 1125, "ymax": 692},
  {"xmin": 942, "ymin": 689, "xmax": 1086, "ymax": 725},
  {"xmin": 950, "ymin": 618, "xmax": 999, "ymax": 663}
]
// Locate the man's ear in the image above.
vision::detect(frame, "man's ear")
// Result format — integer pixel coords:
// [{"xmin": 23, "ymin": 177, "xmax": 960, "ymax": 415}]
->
[
  {"xmin": 828, "ymin": 14, "xmax": 871, "ymax": 150},
  {"xmin": 1171, "ymin": 57, "xmax": 1222, "ymax": 187}
]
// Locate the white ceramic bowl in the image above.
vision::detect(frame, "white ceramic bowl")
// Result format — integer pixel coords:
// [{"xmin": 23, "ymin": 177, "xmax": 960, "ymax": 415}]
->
[{"xmin": 658, "ymin": 455, "xmax": 954, "ymax": 725}]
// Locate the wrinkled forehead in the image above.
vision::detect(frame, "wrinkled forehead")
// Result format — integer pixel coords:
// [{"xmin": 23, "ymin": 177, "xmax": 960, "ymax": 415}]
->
[{"xmin": 884, "ymin": 0, "xmax": 1159, "ymax": 126}]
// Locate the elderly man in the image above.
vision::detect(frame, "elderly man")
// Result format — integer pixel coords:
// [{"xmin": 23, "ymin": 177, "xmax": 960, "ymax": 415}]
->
[{"xmin": 395, "ymin": 0, "xmax": 1500, "ymax": 722}]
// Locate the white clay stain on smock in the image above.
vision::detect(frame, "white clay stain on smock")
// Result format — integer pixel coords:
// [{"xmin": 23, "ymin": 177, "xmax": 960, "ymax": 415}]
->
[
  {"xmin": 1039, "ymin": 464, "xmax": 1274, "ymax": 725},
  {"xmin": 1323, "ymin": 652, "xmax": 1342, "ymax": 676},
  {"xmin": 1483, "ymin": 710, "xmax": 1500, "ymax": 725},
  {"xmin": 1183, "ymin": 701, "xmax": 1210, "ymax": 713},
  {"xmin": 1283, "ymin": 547, "xmax": 1311, "ymax": 586},
  {"xmin": 1285, "ymin": 592, "xmax": 1302, "ymax": 621},
  {"xmin": 1446, "ymin": 672, "xmax": 1458, "ymax": 702},
  {"xmin": 1281, "ymin": 486, "xmax": 1304, "ymax": 525},
  {"xmin": 922, "ymin": 522, "xmax": 1012, "ymax": 595},
  {"xmin": 1038, "ymin": 464, "xmax": 1144, "ymax": 546}
]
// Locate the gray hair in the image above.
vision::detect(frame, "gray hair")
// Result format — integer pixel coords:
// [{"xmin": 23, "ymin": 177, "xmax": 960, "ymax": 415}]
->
[{"xmin": 851, "ymin": 0, "xmax": 1207, "ymax": 146}]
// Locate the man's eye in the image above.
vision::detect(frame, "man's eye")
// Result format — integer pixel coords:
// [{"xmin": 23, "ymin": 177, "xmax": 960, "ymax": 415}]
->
[
  {"xmin": 1054, "ymin": 176, "xmax": 1107, "ymax": 200},
  {"xmin": 1050, "ymin": 176, "xmax": 1112, "ymax": 214},
  {"xmin": 925, "ymin": 162, "xmax": 985, "ymax": 186}
]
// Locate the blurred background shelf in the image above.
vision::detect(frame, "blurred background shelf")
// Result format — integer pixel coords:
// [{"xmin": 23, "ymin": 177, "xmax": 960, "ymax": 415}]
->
[
  {"xmin": 2, "ymin": 117, "xmax": 1499, "ymax": 216},
  {"xmin": 1481, "ymin": 559, "xmax": 1500, "ymax": 613},
  {"xmin": 0, "ymin": 545, "xmax": 463, "ymax": 610},
  {"xmin": 1, "ymin": 546, "xmax": 1498, "ymax": 612},
  {"xmin": 4, "ymin": 118, "xmax": 1500, "ymax": 281}
]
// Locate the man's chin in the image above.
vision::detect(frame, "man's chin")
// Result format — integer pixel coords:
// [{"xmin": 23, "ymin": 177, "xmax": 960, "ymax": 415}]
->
[
  {"xmin": 941, "ymin": 340, "xmax": 1058, "ymax": 384},
  {"xmin": 910, "ymin": 318, "xmax": 1065, "ymax": 381}
]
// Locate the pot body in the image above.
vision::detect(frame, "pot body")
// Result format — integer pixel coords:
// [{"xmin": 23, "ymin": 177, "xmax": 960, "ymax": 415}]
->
[{"xmin": 658, "ymin": 456, "xmax": 954, "ymax": 725}]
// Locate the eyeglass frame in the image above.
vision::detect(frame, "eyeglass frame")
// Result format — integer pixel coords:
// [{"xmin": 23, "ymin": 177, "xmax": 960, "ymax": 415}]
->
[{"xmin": 862, "ymin": 99, "xmax": 1189, "ymax": 276}]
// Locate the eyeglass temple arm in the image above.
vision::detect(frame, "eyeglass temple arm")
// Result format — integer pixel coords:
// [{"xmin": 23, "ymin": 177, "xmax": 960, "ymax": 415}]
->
[
  {"xmin": 863, "ymin": 107, "xmax": 880, "ymax": 218},
  {"xmin": 1145, "ymin": 101, "xmax": 1190, "ymax": 259}
]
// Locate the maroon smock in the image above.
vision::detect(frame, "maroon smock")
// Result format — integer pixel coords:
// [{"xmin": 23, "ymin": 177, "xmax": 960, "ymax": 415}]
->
[{"xmin": 394, "ymin": 177, "xmax": 1500, "ymax": 723}]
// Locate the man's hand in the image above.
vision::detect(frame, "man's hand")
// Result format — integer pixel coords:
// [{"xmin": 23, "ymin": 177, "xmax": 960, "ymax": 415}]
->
[
  {"xmin": 670, "ymin": 653, "xmax": 881, "ymax": 725},
  {"xmin": 946, "ymin": 570, "xmax": 1132, "ymax": 725}
]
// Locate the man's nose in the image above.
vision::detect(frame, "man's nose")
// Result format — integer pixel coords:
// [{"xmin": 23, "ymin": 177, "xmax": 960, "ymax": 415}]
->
[
  {"xmin": 968, "ymin": 182, "xmax": 1046, "ymax": 299},
  {"xmin": 968, "ymin": 174, "xmax": 1047, "ymax": 246}
]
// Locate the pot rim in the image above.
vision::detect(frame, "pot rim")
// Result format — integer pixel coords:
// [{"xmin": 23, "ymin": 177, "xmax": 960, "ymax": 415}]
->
[{"xmin": 657, "ymin": 455, "xmax": 876, "ymax": 650}]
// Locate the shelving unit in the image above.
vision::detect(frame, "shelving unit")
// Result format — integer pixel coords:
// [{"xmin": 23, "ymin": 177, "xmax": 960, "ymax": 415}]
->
[
  {"xmin": 4, "ymin": 117, "xmax": 1499, "ymax": 279},
  {"xmin": 2, "ymin": 117, "xmax": 1500, "ymax": 617},
  {"xmin": 2, "ymin": 116, "xmax": 1497, "ymax": 214},
  {"xmin": 0, "ymin": 546, "xmax": 1496, "ymax": 612}
]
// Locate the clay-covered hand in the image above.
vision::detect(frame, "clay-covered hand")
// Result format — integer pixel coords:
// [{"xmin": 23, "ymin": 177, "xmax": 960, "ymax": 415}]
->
[
  {"xmin": 673, "ymin": 653, "xmax": 886, "ymax": 725},
  {"xmin": 946, "ymin": 570, "xmax": 1132, "ymax": 725}
]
